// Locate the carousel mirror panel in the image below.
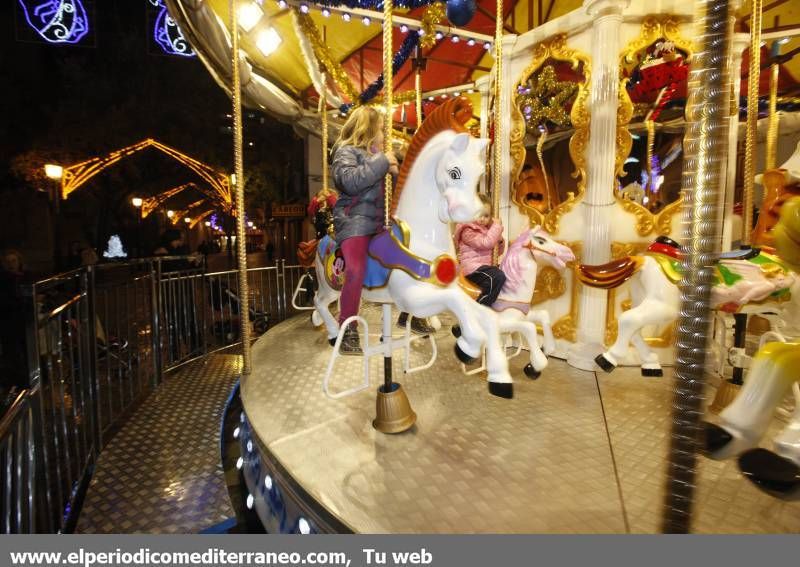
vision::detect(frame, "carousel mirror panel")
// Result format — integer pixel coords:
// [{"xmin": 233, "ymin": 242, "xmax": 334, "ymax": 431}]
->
[
  {"xmin": 510, "ymin": 34, "xmax": 590, "ymax": 233},
  {"xmin": 616, "ymin": 17, "xmax": 693, "ymax": 235}
]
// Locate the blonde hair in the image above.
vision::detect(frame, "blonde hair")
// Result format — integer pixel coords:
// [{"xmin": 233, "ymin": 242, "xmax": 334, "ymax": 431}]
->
[{"xmin": 333, "ymin": 106, "xmax": 382, "ymax": 154}]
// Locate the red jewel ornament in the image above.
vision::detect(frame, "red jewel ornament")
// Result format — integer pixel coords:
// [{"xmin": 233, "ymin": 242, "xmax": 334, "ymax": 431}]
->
[{"xmin": 435, "ymin": 256, "xmax": 457, "ymax": 284}]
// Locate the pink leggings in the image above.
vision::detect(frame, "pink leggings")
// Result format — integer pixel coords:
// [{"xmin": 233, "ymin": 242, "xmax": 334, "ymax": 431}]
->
[{"xmin": 338, "ymin": 235, "xmax": 371, "ymax": 325}]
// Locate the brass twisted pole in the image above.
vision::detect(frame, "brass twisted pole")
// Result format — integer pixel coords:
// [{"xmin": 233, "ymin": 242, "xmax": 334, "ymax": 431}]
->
[
  {"xmin": 741, "ymin": 0, "xmax": 763, "ymax": 245},
  {"xmin": 383, "ymin": 0, "xmax": 394, "ymax": 230},
  {"xmin": 491, "ymin": 0, "xmax": 503, "ymax": 264},
  {"xmin": 766, "ymin": 56, "xmax": 780, "ymax": 170},
  {"xmin": 230, "ymin": 0, "xmax": 251, "ymax": 374},
  {"xmin": 320, "ymin": 71, "xmax": 329, "ymax": 192}
]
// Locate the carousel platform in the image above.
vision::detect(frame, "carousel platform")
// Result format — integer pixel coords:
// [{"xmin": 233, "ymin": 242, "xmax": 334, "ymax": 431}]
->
[{"xmin": 239, "ymin": 305, "xmax": 800, "ymax": 533}]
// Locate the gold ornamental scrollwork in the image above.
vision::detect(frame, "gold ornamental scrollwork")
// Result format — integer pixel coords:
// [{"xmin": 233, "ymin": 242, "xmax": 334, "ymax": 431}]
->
[
  {"xmin": 510, "ymin": 34, "xmax": 591, "ymax": 234},
  {"xmin": 531, "ymin": 266, "xmax": 567, "ymax": 306},
  {"xmin": 615, "ymin": 16, "xmax": 694, "ymax": 237}
]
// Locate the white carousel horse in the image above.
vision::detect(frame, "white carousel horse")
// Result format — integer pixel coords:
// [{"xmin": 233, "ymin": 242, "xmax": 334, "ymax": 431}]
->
[
  {"xmin": 310, "ymin": 97, "xmax": 517, "ymax": 398},
  {"xmin": 578, "ymin": 236, "xmax": 800, "ymax": 376},
  {"xmin": 454, "ymin": 226, "xmax": 575, "ymax": 380},
  {"xmin": 702, "ymin": 196, "xmax": 800, "ymax": 500},
  {"xmin": 492, "ymin": 227, "xmax": 575, "ymax": 377}
]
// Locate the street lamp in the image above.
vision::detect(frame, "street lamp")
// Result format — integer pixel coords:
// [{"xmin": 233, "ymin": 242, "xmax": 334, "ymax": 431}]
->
[
  {"xmin": 44, "ymin": 164, "xmax": 63, "ymax": 180},
  {"xmin": 131, "ymin": 197, "xmax": 143, "ymax": 256}
]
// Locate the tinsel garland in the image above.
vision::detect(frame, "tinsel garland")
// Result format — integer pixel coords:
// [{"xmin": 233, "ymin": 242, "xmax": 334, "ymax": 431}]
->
[
  {"xmin": 339, "ymin": 31, "xmax": 420, "ymax": 114},
  {"xmin": 296, "ymin": 9, "xmax": 420, "ymax": 115},
  {"xmin": 292, "ymin": 10, "xmax": 344, "ymax": 108},
  {"xmin": 419, "ymin": 2, "xmax": 446, "ymax": 49},
  {"xmin": 294, "ymin": 10, "xmax": 361, "ymax": 103},
  {"xmin": 312, "ymin": 0, "xmax": 438, "ymax": 10}
]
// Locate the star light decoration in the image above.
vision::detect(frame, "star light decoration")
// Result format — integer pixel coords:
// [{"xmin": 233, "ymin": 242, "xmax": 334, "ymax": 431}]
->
[{"xmin": 517, "ymin": 65, "xmax": 578, "ymax": 132}]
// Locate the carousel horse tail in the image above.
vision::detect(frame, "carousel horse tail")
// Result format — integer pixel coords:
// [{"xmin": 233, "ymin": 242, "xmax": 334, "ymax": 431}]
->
[
  {"xmin": 577, "ymin": 256, "xmax": 645, "ymax": 290},
  {"xmin": 297, "ymin": 239, "xmax": 319, "ymax": 268}
]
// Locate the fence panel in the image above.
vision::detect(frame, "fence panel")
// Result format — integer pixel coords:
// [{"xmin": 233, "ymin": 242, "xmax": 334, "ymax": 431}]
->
[
  {"xmin": 9, "ymin": 255, "xmax": 308, "ymax": 532},
  {"xmin": 92, "ymin": 262, "xmax": 158, "ymax": 438},
  {"xmin": 0, "ymin": 391, "xmax": 35, "ymax": 534},
  {"xmin": 25, "ymin": 270, "xmax": 98, "ymax": 533}
]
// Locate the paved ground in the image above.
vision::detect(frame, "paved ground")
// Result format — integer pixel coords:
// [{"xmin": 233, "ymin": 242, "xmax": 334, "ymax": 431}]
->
[{"xmin": 76, "ymin": 355, "xmax": 241, "ymax": 533}]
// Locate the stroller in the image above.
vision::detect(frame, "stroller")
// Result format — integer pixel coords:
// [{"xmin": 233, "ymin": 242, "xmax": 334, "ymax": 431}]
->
[{"xmin": 208, "ymin": 281, "xmax": 270, "ymax": 343}]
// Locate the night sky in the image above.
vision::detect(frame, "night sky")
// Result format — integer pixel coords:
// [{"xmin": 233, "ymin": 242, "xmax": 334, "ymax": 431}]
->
[{"xmin": 1, "ymin": 0, "xmax": 303, "ymax": 273}]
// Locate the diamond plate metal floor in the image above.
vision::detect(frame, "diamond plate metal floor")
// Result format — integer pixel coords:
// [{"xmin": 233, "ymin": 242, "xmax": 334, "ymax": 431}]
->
[
  {"xmin": 76, "ymin": 355, "xmax": 241, "ymax": 533},
  {"xmin": 242, "ymin": 305, "xmax": 800, "ymax": 533}
]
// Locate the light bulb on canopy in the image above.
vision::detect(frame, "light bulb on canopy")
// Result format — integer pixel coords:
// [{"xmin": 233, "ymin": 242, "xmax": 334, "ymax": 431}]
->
[
  {"xmin": 256, "ymin": 27, "xmax": 282, "ymax": 57},
  {"xmin": 131, "ymin": 197, "xmax": 143, "ymax": 208},
  {"xmin": 238, "ymin": 2, "xmax": 263, "ymax": 32}
]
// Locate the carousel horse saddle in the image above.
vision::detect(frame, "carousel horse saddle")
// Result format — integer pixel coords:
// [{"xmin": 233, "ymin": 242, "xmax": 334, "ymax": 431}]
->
[
  {"xmin": 719, "ymin": 247, "xmax": 761, "ymax": 260},
  {"xmin": 577, "ymin": 256, "xmax": 645, "ymax": 289},
  {"xmin": 458, "ymin": 274, "xmax": 482, "ymax": 301},
  {"xmin": 317, "ymin": 235, "xmax": 391, "ymax": 292}
]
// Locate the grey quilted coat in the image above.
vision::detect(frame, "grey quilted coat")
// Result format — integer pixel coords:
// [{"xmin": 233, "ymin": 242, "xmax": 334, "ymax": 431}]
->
[{"xmin": 331, "ymin": 145, "xmax": 390, "ymax": 242}]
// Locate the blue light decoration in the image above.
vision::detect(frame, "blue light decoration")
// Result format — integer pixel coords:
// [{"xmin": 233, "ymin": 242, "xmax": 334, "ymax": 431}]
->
[
  {"xmin": 18, "ymin": 0, "xmax": 90, "ymax": 44},
  {"xmin": 149, "ymin": 0, "xmax": 196, "ymax": 57}
]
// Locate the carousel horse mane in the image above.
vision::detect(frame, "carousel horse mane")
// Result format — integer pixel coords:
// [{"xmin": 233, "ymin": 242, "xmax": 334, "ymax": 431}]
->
[
  {"xmin": 390, "ymin": 95, "xmax": 474, "ymax": 217},
  {"xmin": 500, "ymin": 230, "xmax": 534, "ymax": 293}
]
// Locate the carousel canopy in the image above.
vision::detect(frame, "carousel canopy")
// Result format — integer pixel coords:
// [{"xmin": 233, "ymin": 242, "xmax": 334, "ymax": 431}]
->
[{"xmin": 166, "ymin": 0, "xmax": 799, "ymax": 128}]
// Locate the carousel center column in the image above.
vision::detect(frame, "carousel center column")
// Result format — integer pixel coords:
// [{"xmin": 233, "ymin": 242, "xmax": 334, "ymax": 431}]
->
[
  {"xmin": 721, "ymin": 33, "xmax": 750, "ymax": 250},
  {"xmin": 567, "ymin": 0, "xmax": 630, "ymax": 371}
]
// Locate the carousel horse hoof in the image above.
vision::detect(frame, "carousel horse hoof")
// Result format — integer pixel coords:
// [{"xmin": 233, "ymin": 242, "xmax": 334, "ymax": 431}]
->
[
  {"xmin": 641, "ymin": 367, "xmax": 663, "ymax": 377},
  {"xmin": 454, "ymin": 343, "xmax": 477, "ymax": 364},
  {"xmin": 702, "ymin": 421, "xmax": 734, "ymax": 456},
  {"xmin": 594, "ymin": 354, "xmax": 616, "ymax": 373},
  {"xmin": 488, "ymin": 381, "xmax": 514, "ymax": 399},
  {"xmin": 523, "ymin": 363, "xmax": 541, "ymax": 380},
  {"xmin": 451, "ymin": 325, "xmax": 461, "ymax": 338},
  {"xmin": 328, "ymin": 337, "xmax": 337, "ymax": 347},
  {"xmin": 738, "ymin": 448, "xmax": 800, "ymax": 500}
]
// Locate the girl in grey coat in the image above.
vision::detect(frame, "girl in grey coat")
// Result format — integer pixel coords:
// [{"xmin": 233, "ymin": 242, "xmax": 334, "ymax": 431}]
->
[{"xmin": 330, "ymin": 107, "xmax": 398, "ymax": 354}]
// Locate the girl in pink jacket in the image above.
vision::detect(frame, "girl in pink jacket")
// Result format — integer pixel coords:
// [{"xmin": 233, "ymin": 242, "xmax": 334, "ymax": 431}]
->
[{"xmin": 454, "ymin": 195, "xmax": 507, "ymax": 306}]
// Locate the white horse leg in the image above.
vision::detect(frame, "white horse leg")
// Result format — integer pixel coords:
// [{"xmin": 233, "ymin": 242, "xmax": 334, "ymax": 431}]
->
[
  {"xmin": 527, "ymin": 309, "xmax": 555, "ymax": 355},
  {"xmin": 598, "ymin": 299, "xmax": 673, "ymax": 373},
  {"xmin": 478, "ymin": 305, "xmax": 515, "ymax": 397},
  {"xmin": 502, "ymin": 317, "xmax": 547, "ymax": 380},
  {"xmin": 313, "ymin": 276, "xmax": 340, "ymax": 342},
  {"xmin": 630, "ymin": 332, "xmax": 662, "ymax": 377},
  {"xmin": 394, "ymin": 285, "xmax": 485, "ymax": 361},
  {"xmin": 705, "ymin": 343, "xmax": 800, "ymax": 460}
]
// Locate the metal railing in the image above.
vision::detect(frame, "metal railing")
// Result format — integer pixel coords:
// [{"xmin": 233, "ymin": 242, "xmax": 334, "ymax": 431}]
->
[{"xmin": 1, "ymin": 256, "xmax": 311, "ymax": 532}]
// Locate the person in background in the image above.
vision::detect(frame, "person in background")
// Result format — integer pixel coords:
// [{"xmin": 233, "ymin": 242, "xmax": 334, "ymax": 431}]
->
[
  {"xmin": 454, "ymin": 194, "xmax": 507, "ymax": 306},
  {"xmin": 154, "ymin": 229, "xmax": 201, "ymax": 272}
]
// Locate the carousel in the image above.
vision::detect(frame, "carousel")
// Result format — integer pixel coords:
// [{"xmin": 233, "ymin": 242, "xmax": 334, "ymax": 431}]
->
[{"xmin": 166, "ymin": 0, "xmax": 800, "ymax": 532}]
